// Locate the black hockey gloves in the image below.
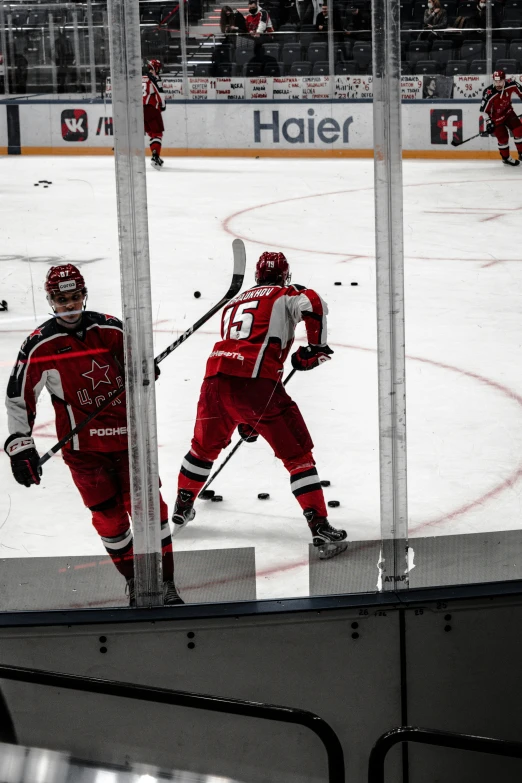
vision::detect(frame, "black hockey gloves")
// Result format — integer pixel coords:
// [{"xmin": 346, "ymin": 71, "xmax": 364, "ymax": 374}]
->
[
  {"xmin": 238, "ymin": 423, "xmax": 259, "ymax": 443},
  {"xmin": 291, "ymin": 344, "xmax": 334, "ymax": 372},
  {"xmin": 4, "ymin": 434, "xmax": 42, "ymax": 487},
  {"xmin": 480, "ymin": 119, "xmax": 495, "ymax": 137}
]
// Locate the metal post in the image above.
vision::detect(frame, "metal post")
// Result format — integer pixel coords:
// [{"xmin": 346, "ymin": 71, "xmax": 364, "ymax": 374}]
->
[
  {"xmin": 107, "ymin": 0, "xmax": 163, "ymax": 607},
  {"xmin": 485, "ymin": 0, "xmax": 492, "ymax": 77},
  {"xmin": 179, "ymin": 0, "xmax": 189, "ymax": 92},
  {"xmin": 72, "ymin": 9, "xmax": 82, "ymax": 92},
  {"xmin": 0, "ymin": 2, "xmax": 10, "ymax": 94},
  {"xmin": 86, "ymin": 0, "xmax": 96, "ymax": 95},
  {"xmin": 326, "ymin": 0, "xmax": 335, "ymax": 98},
  {"xmin": 371, "ymin": 0, "xmax": 409, "ymax": 590},
  {"xmin": 48, "ymin": 12, "xmax": 57, "ymax": 94},
  {"xmin": 6, "ymin": 12, "xmax": 15, "ymax": 91}
]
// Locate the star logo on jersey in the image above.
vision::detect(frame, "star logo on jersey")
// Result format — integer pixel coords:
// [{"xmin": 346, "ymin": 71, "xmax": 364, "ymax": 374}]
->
[
  {"xmin": 81, "ymin": 359, "xmax": 112, "ymax": 390},
  {"xmin": 29, "ymin": 328, "xmax": 43, "ymax": 339}
]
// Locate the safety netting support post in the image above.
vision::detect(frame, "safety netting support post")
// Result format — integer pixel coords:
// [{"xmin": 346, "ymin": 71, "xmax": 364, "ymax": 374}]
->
[
  {"xmin": 327, "ymin": 0, "xmax": 335, "ymax": 99},
  {"xmin": 371, "ymin": 0, "xmax": 409, "ymax": 591},
  {"xmin": 107, "ymin": 0, "xmax": 163, "ymax": 607},
  {"xmin": 0, "ymin": 2, "xmax": 10, "ymax": 95}
]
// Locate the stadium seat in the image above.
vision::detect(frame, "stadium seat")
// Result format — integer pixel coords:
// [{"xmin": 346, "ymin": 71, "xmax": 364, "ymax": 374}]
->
[
  {"xmin": 430, "ymin": 40, "xmax": 454, "ymax": 70},
  {"xmin": 300, "ymin": 24, "xmax": 318, "ymax": 48},
  {"xmin": 413, "ymin": 1, "xmax": 429, "ymax": 24},
  {"xmin": 441, "ymin": 0, "xmax": 457, "ymax": 20},
  {"xmin": 408, "ymin": 40, "xmax": 430, "ymax": 68},
  {"xmin": 460, "ymin": 40, "xmax": 484, "ymax": 63},
  {"xmin": 243, "ymin": 62, "xmax": 263, "ymax": 76},
  {"xmin": 312, "ymin": 61, "xmax": 330, "ymax": 74},
  {"xmin": 501, "ymin": 14, "xmax": 522, "ymax": 41},
  {"xmin": 263, "ymin": 60, "xmax": 283, "ymax": 75},
  {"xmin": 400, "ymin": 0, "xmax": 413, "ymax": 21},
  {"xmin": 401, "ymin": 61, "xmax": 413, "ymax": 75},
  {"xmin": 509, "ymin": 39, "xmax": 522, "ymax": 61},
  {"xmin": 307, "ymin": 42, "xmax": 329, "ymax": 65},
  {"xmin": 213, "ymin": 44, "xmax": 233, "ymax": 64},
  {"xmin": 416, "ymin": 59, "xmax": 438, "ymax": 74},
  {"xmin": 495, "ymin": 57, "xmax": 520, "ymax": 72},
  {"xmin": 470, "ymin": 59, "xmax": 487, "ymax": 73},
  {"xmin": 194, "ymin": 63, "xmax": 213, "ymax": 76},
  {"xmin": 492, "ymin": 41, "xmax": 508, "ymax": 60},
  {"xmin": 445, "ymin": 59, "xmax": 469, "ymax": 74},
  {"xmin": 236, "ymin": 44, "xmax": 257, "ymax": 66},
  {"xmin": 277, "ymin": 23, "xmax": 299, "ymax": 43},
  {"xmin": 336, "ymin": 60, "xmax": 359, "ymax": 74},
  {"xmin": 289, "ymin": 61, "xmax": 312, "ymax": 75},
  {"xmin": 352, "ymin": 42, "xmax": 372, "ymax": 72},
  {"xmin": 262, "ymin": 43, "xmax": 280, "ymax": 61},
  {"xmin": 217, "ymin": 62, "xmax": 237, "ymax": 76},
  {"xmin": 281, "ymin": 42, "xmax": 302, "ymax": 73},
  {"xmin": 505, "ymin": 0, "xmax": 522, "ymax": 11}
]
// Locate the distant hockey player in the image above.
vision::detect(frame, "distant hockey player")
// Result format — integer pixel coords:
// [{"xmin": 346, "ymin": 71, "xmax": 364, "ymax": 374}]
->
[
  {"xmin": 143, "ymin": 59, "xmax": 166, "ymax": 168},
  {"xmin": 4, "ymin": 264, "xmax": 182, "ymax": 606},
  {"xmin": 480, "ymin": 69, "xmax": 522, "ymax": 166},
  {"xmin": 172, "ymin": 252, "xmax": 348, "ymax": 560}
]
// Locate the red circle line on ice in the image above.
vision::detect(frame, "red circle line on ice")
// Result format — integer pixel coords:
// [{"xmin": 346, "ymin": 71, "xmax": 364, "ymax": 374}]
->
[{"xmin": 223, "ymin": 178, "xmax": 522, "ymax": 266}]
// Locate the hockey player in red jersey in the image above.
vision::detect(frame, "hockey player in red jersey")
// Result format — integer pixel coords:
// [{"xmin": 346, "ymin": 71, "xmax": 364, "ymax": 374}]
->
[
  {"xmin": 480, "ymin": 69, "xmax": 522, "ymax": 166},
  {"xmin": 143, "ymin": 59, "xmax": 166, "ymax": 168},
  {"xmin": 172, "ymin": 252, "xmax": 347, "ymax": 560},
  {"xmin": 4, "ymin": 264, "xmax": 182, "ymax": 605}
]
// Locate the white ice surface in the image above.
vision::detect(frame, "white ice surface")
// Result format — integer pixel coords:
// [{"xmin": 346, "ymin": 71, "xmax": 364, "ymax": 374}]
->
[{"xmin": 1, "ymin": 155, "xmax": 522, "ymax": 600}]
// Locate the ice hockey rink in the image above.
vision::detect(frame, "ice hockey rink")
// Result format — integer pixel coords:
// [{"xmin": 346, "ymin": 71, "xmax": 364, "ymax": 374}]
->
[{"xmin": 2, "ymin": 154, "xmax": 522, "ymax": 609}]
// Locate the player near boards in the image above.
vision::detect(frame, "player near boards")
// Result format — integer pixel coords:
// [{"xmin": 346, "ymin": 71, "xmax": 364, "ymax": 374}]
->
[
  {"xmin": 480, "ymin": 69, "xmax": 522, "ymax": 166},
  {"xmin": 172, "ymin": 251, "xmax": 348, "ymax": 560},
  {"xmin": 143, "ymin": 58, "xmax": 166, "ymax": 168},
  {"xmin": 3, "ymin": 264, "xmax": 182, "ymax": 606}
]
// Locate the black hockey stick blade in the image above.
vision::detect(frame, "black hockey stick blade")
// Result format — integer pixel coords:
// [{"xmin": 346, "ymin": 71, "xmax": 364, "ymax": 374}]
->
[
  {"xmin": 198, "ymin": 368, "xmax": 296, "ymax": 498},
  {"xmin": 154, "ymin": 239, "xmax": 246, "ymax": 365},
  {"xmin": 38, "ymin": 241, "xmax": 247, "ymax": 467}
]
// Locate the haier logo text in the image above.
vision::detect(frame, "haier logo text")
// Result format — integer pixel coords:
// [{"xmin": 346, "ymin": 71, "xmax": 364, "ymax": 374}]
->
[
  {"xmin": 61, "ymin": 109, "xmax": 88, "ymax": 142},
  {"xmin": 254, "ymin": 109, "xmax": 353, "ymax": 144},
  {"xmin": 430, "ymin": 109, "xmax": 463, "ymax": 145}
]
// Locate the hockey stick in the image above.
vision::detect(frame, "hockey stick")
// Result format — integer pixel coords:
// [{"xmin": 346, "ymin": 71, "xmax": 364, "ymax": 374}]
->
[
  {"xmin": 38, "ymin": 240, "xmax": 247, "ymax": 467},
  {"xmin": 198, "ymin": 367, "xmax": 297, "ymax": 499},
  {"xmin": 451, "ymin": 114, "xmax": 522, "ymax": 147}
]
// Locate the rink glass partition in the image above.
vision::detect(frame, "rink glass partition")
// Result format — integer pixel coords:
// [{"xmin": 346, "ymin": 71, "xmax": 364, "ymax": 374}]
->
[{"xmin": 2, "ymin": 0, "xmax": 522, "ymax": 614}]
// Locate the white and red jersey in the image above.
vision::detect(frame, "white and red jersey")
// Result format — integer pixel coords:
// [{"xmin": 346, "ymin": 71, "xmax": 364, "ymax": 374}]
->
[
  {"xmin": 6, "ymin": 312, "xmax": 128, "ymax": 453},
  {"xmin": 142, "ymin": 75, "xmax": 165, "ymax": 111},
  {"xmin": 480, "ymin": 80, "xmax": 522, "ymax": 124},
  {"xmin": 245, "ymin": 7, "xmax": 274, "ymax": 34},
  {"xmin": 205, "ymin": 283, "xmax": 328, "ymax": 381}
]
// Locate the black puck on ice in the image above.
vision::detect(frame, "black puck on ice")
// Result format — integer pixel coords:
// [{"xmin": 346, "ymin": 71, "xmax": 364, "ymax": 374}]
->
[
  {"xmin": 34, "ymin": 183, "xmax": 39, "ymax": 186},
  {"xmin": 328, "ymin": 500, "xmax": 340, "ymax": 508},
  {"xmin": 194, "ymin": 291, "xmax": 201, "ymax": 298},
  {"xmin": 320, "ymin": 480, "xmax": 331, "ymax": 487},
  {"xmin": 200, "ymin": 489, "xmax": 215, "ymax": 500},
  {"xmin": 351, "ymin": 282, "xmax": 358, "ymax": 286},
  {"xmin": 258, "ymin": 492, "xmax": 270, "ymax": 500},
  {"xmin": 334, "ymin": 281, "xmax": 342, "ymax": 286},
  {"xmin": 43, "ymin": 185, "xmax": 48, "ymax": 188},
  {"xmin": 211, "ymin": 494, "xmax": 223, "ymax": 502}
]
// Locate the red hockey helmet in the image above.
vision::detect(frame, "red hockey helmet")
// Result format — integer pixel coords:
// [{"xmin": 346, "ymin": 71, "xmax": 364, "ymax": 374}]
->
[
  {"xmin": 45, "ymin": 264, "xmax": 87, "ymax": 299},
  {"xmin": 255, "ymin": 252, "xmax": 290, "ymax": 285},
  {"xmin": 148, "ymin": 59, "xmax": 162, "ymax": 75},
  {"xmin": 493, "ymin": 69, "xmax": 506, "ymax": 82}
]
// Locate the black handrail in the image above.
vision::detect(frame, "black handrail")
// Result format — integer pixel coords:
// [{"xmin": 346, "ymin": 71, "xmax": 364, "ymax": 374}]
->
[
  {"xmin": 368, "ymin": 726, "xmax": 522, "ymax": 783},
  {"xmin": 0, "ymin": 664, "xmax": 344, "ymax": 783}
]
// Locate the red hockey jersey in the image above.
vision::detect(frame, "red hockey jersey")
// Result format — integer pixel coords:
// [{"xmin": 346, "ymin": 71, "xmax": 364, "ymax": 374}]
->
[
  {"xmin": 245, "ymin": 7, "xmax": 274, "ymax": 34},
  {"xmin": 142, "ymin": 75, "xmax": 165, "ymax": 111},
  {"xmin": 6, "ymin": 312, "xmax": 128, "ymax": 453},
  {"xmin": 205, "ymin": 283, "xmax": 328, "ymax": 381},
  {"xmin": 480, "ymin": 80, "xmax": 522, "ymax": 124}
]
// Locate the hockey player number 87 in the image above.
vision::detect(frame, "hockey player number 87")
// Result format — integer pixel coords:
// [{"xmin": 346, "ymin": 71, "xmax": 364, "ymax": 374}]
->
[{"xmin": 222, "ymin": 300, "xmax": 259, "ymax": 340}]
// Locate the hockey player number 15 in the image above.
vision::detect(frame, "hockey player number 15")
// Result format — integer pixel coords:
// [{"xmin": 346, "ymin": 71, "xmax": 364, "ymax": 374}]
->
[{"xmin": 222, "ymin": 300, "xmax": 259, "ymax": 340}]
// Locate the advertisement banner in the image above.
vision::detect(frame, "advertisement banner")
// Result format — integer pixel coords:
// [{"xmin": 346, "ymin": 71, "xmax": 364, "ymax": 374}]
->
[{"xmin": 245, "ymin": 77, "xmax": 273, "ymax": 100}]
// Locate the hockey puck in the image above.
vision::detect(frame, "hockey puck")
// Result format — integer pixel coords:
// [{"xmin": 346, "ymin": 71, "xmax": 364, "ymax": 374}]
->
[
  {"xmin": 327, "ymin": 500, "xmax": 340, "ymax": 508},
  {"xmin": 320, "ymin": 480, "xmax": 331, "ymax": 487},
  {"xmin": 34, "ymin": 183, "xmax": 39, "ymax": 187},
  {"xmin": 43, "ymin": 185, "xmax": 48, "ymax": 188},
  {"xmin": 258, "ymin": 492, "xmax": 270, "ymax": 500},
  {"xmin": 211, "ymin": 494, "xmax": 223, "ymax": 502},
  {"xmin": 351, "ymin": 282, "xmax": 358, "ymax": 286},
  {"xmin": 194, "ymin": 291, "xmax": 201, "ymax": 298},
  {"xmin": 334, "ymin": 281, "xmax": 342, "ymax": 286},
  {"xmin": 199, "ymin": 489, "xmax": 215, "ymax": 500}
]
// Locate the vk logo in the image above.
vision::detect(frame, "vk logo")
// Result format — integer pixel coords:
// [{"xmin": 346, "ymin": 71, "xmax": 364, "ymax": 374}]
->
[{"xmin": 61, "ymin": 109, "xmax": 88, "ymax": 142}]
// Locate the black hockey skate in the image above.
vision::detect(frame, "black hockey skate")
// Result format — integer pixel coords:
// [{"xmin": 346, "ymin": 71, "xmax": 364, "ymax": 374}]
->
[
  {"xmin": 171, "ymin": 489, "xmax": 196, "ymax": 535},
  {"xmin": 503, "ymin": 156, "xmax": 520, "ymax": 166},
  {"xmin": 151, "ymin": 151, "xmax": 164, "ymax": 168},
  {"xmin": 304, "ymin": 509, "xmax": 348, "ymax": 560},
  {"xmin": 126, "ymin": 577, "xmax": 136, "ymax": 607},
  {"xmin": 163, "ymin": 580, "xmax": 184, "ymax": 605}
]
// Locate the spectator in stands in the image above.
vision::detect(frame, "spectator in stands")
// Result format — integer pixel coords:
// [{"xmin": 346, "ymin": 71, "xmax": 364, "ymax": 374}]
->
[
  {"xmin": 281, "ymin": 0, "xmax": 299, "ymax": 25},
  {"xmin": 55, "ymin": 29, "xmax": 74, "ymax": 93},
  {"xmin": 220, "ymin": 5, "xmax": 248, "ymax": 39},
  {"xmin": 345, "ymin": 4, "xmax": 372, "ymax": 41},
  {"xmin": 469, "ymin": 0, "xmax": 500, "ymax": 33},
  {"xmin": 315, "ymin": 2, "xmax": 344, "ymax": 33},
  {"xmin": 297, "ymin": 0, "xmax": 321, "ymax": 25},
  {"xmin": 245, "ymin": 0, "xmax": 275, "ymax": 36},
  {"xmin": 417, "ymin": 0, "xmax": 447, "ymax": 40}
]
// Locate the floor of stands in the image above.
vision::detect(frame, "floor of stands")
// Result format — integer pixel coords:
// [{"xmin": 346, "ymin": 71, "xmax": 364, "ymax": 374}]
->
[{"xmin": 1, "ymin": 155, "xmax": 522, "ymax": 609}]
